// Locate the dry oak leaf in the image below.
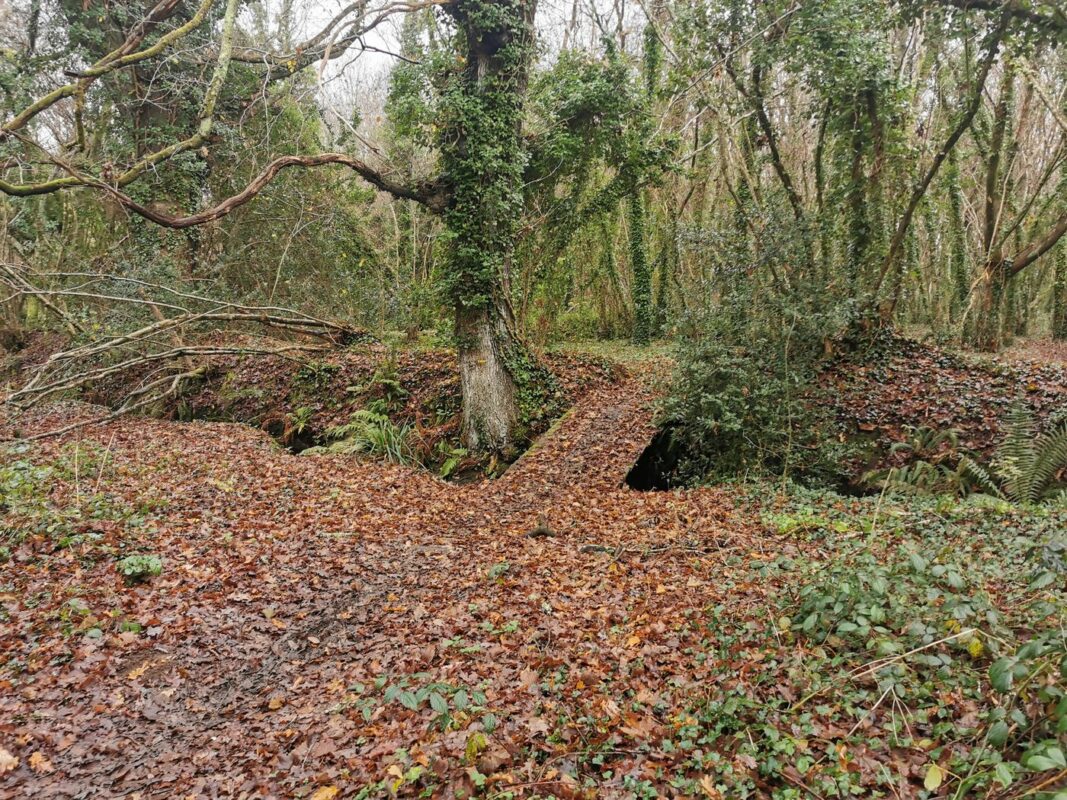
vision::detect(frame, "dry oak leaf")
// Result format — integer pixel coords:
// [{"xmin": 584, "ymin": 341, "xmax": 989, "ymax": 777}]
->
[
  {"xmin": 699, "ymin": 774, "xmax": 722, "ymax": 798},
  {"xmin": 0, "ymin": 748, "xmax": 17, "ymax": 773},
  {"xmin": 309, "ymin": 787, "xmax": 339, "ymax": 800},
  {"xmin": 526, "ymin": 717, "xmax": 551, "ymax": 736},
  {"xmin": 29, "ymin": 752, "xmax": 55, "ymax": 774}
]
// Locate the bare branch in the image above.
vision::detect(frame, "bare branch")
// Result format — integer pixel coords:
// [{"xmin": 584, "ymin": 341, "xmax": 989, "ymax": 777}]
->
[{"xmin": 101, "ymin": 153, "xmax": 450, "ymax": 223}]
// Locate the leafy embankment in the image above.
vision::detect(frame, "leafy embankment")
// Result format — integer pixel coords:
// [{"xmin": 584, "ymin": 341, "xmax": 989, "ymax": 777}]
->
[
  {"xmin": 1, "ymin": 370, "xmax": 1063, "ymax": 798},
  {"xmin": 823, "ymin": 336, "xmax": 1066, "ymax": 477},
  {"xmin": 657, "ymin": 331, "xmax": 1066, "ymax": 493},
  {"xmin": 3, "ymin": 334, "xmax": 622, "ymax": 475}
]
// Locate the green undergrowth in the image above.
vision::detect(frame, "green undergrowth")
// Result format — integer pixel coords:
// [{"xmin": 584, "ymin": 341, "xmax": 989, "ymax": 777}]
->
[
  {"xmin": 0, "ymin": 443, "xmax": 166, "ymax": 640},
  {"xmin": 551, "ymin": 339, "xmax": 675, "ymax": 364},
  {"xmin": 654, "ymin": 485, "xmax": 1066, "ymax": 799},
  {"xmin": 0, "ymin": 442, "xmax": 155, "ymax": 555}
]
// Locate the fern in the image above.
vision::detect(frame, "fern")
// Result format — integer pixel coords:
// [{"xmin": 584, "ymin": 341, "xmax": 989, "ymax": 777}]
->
[
  {"xmin": 969, "ymin": 403, "xmax": 1067, "ymax": 504},
  {"xmin": 958, "ymin": 455, "xmax": 1004, "ymax": 500},
  {"xmin": 866, "ymin": 404, "xmax": 1067, "ymax": 505},
  {"xmin": 1031, "ymin": 424, "xmax": 1067, "ymax": 502},
  {"xmin": 994, "ymin": 404, "xmax": 1039, "ymax": 503},
  {"xmin": 312, "ymin": 410, "xmax": 418, "ymax": 465}
]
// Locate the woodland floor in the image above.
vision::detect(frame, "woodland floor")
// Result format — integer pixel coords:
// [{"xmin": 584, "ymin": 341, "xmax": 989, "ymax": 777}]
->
[
  {"xmin": 0, "ymin": 363, "xmax": 773, "ymax": 798},
  {"xmin": 0, "ymin": 348, "xmax": 1064, "ymax": 799}
]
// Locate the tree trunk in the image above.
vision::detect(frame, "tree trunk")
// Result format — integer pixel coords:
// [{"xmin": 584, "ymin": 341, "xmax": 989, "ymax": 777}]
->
[
  {"xmin": 628, "ymin": 193, "xmax": 652, "ymax": 345},
  {"xmin": 440, "ymin": 0, "xmax": 541, "ymax": 453},
  {"xmin": 455, "ymin": 302, "xmax": 523, "ymax": 453},
  {"xmin": 973, "ymin": 259, "xmax": 1010, "ymax": 351},
  {"xmin": 945, "ymin": 149, "xmax": 969, "ymax": 324},
  {"xmin": 1054, "ymin": 243, "xmax": 1067, "ymax": 341}
]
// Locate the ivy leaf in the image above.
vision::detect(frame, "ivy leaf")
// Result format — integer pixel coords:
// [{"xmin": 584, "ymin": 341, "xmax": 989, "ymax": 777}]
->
[
  {"xmin": 989, "ymin": 658, "xmax": 1015, "ymax": 692},
  {"xmin": 924, "ymin": 763, "xmax": 944, "ymax": 791}
]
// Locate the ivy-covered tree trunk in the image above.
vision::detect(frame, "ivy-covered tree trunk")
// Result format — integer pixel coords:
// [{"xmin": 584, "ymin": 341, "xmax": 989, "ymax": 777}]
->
[
  {"xmin": 628, "ymin": 192, "xmax": 653, "ymax": 345},
  {"xmin": 1053, "ymin": 243, "xmax": 1067, "ymax": 341},
  {"xmin": 945, "ymin": 149, "xmax": 970, "ymax": 324},
  {"xmin": 973, "ymin": 258, "xmax": 1010, "ymax": 351},
  {"xmin": 441, "ymin": 0, "xmax": 542, "ymax": 453},
  {"xmin": 971, "ymin": 64, "xmax": 1015, "ymax": 352}
]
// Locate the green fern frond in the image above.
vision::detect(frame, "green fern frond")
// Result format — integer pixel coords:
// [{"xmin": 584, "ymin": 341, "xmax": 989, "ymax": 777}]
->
[
  {"xmin": 959, "ymin": 455, "xmax": 1004, "ymax": 499},
  {"xmin": 1032, "ymin": 423, "xmax": 1067, "ymax": 501},
  {"xmin": 994, "ymin": 402, "xmax": 1039, "ymax": 503}
]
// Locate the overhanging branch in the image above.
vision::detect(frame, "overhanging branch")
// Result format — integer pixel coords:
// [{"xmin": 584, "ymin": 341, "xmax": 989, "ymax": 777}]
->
[{"xmin": 103, "ymin": 153, "xmax": 450, "ymax": 225}]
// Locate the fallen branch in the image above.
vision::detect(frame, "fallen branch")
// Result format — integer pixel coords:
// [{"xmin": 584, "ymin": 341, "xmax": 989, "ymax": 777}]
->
[
  {"xmin": 578, "ymin": 539, "xmax": 736, "ymax": 557},
  {"xmin": 10, "ymin": 344, "xmax": 324, "ymax": 409}
]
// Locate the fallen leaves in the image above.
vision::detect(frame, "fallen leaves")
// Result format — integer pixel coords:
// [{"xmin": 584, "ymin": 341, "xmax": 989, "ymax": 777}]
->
[
  {"xmin": 0, "ymin": 361, "xmax": 942, "ymax": 797},
  {"xmin": 822, "ymin": 336, "xmax": 1066, "ymax": 477},
  {"xmin": 0, "ymin": 749, "xmax": 17, "ymax": 774},
  {"xmin": 27, "ymin": 753, "xmax": 54, "ymax": 775}
]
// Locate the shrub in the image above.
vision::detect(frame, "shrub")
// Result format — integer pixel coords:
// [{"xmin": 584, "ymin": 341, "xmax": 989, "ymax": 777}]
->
[{"xmin": 661, "ymin": 312, "xmax": 852, "ymax": 487}]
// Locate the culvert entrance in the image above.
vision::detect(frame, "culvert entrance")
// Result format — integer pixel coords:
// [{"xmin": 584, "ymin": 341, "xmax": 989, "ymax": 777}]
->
[{"xmin": 625, "ymin": 427, "xmax": 683, "ymax": 491}]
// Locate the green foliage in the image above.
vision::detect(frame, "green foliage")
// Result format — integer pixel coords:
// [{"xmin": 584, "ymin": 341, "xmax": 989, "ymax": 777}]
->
[
  {"xmin": 286, "ymin": 406, "xmax": 314, "ymax": 436},
  {"xmin": 628, "ymin": 194, "xmax": 653, "ymax": 345},
  {"xmin": 678, "ymin": 484, "xmax": 1067, "ymax": 799},
  {"xmin": 1055, "ymin": 243, "xmax": 1067, "ymax": 340},
  {"xmin": 963, "ymin": 403, "xmax": 1067, "ymax": 504},
  {"xmin": 294, "ymin": 360, "xmax": 340, "ymax": 392},
  {"xmin": 116, "ymin": 554, "xmax": 163, "ymax": 583},
  {"xmin": 0, "ymin": 446, "xmax": 135, "ymax": 549},
  {"xmin": 434, "ymin": 441, "xmax": 468, "ymax": 478},
  {"xmin": 874, "ymin": 405, "xmax": 1067, "ymax": 504},
  {"xmin": 525, "ymin": 50, "xmax": 637, "ymax": 189},
  {"xmin": 794, "ymin": 549, "xmax": 1003, "ymax": 657},
  {"xmin": 383, "ymin": 11, "xmax": 437, "ymax": 149},
  {"xmin": 437, "ymin": 0, "xmax": 530, "ymax": 314},
  {"xmin": 501, "ymin": 336, "xmax": 564, "ymax": 441},
  {"xmin": 862, "ymin": 425, "xmax": 973, "ymax": 496},
  {"xmin": 662, "ymin": 312, "xmax": 853, "ymax": 486},
  {"xmin": 343, "ymin": 350, "xmax": 410, "ymax": 416},
  {"xmin": 313, "ymin": 410, "xmax": 416, "ymax": 465},
  {"xmin": 0, "ymin": 454, "xmax": 54, "ymax": 522}
]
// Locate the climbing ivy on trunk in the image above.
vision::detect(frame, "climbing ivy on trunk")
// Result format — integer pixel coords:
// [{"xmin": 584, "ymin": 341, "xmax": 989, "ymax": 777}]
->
[
  {"xmin": 628, "ymin": 193, "xmax": 653, "ymax": 345},
  {"xmin": 438, "ymin": 0, "xmax": 555, "ymax": 453}
]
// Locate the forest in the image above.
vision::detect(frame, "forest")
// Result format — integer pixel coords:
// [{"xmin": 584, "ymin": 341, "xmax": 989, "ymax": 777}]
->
[{"xmin": 0, "ymin": 0, "xmax": 1065, "ymax": 797}]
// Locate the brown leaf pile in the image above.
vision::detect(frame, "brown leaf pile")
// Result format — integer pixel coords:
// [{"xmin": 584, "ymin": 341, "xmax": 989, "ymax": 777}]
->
[{"xmin": 0, "ymin": 366, "xmax": 785, "ymax": 798}]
